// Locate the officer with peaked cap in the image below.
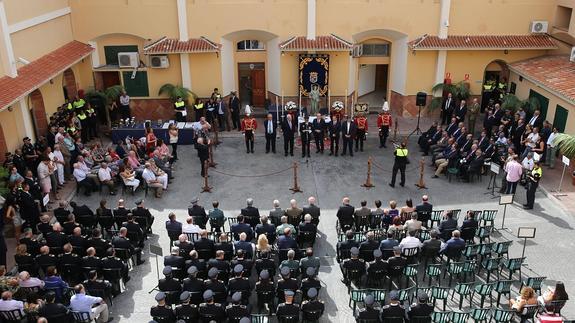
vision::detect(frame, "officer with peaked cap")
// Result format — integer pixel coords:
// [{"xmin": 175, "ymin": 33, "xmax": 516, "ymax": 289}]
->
[
  {"xmin": 182, "ymin": 266, "xmax": 204, "ymax": 305},
  {"xmin": 381, "ymin": 290, "xmax": 406, "ymax": 320},
  {"xmin": 277, "ymin": 267, "xmax": 299, "ymax": 303},
  {"xmin": 158, "ymin": 266, "xmax": 182, "ymax": 294},
  {"xmin": 255, "ymin": 269, "xmax": 275, "ymax": 304},
  {"xmin": 276, "ymin": 289, "xmax": 300, "ymax": 319},
  {"xmin": 198, "ymin": 289, "xmax": 225, "ymax": 321},
  {"xmin": 225, "ymin": 291, "xmax": 250, "ymax": 321},
  {"xmin": 301, "ymin": 287, "xmax": 325, "ymax": 319},
  {"xmin": 355, "ymin": 294, "xmax": 380, "ymax": 320},
  {"xmin": 228, "ymin": 264, "xmax": 250, "ymax": 304},
  {"xmin": 203, "ymin": 267, "xmax": 227, "ymax": 304},
  {"xmin": 407, "ymin": 291, "xmax": 434, "ymax": 320},
  {"xmin": 175, "ymin": 290, "xmax": 199, "ymax": 321},
  {"xmin": 367, "ymin": 248, "xmax": 388, "ymax": 279},
  {"xmin": 301, "ymin": 267, "xmax": 321, "ymax": 300},
  {"xmin": 150, "ymin": 292, "xmax": 177, "ymax": 322},
  {"xmin": 340, "ymin": 246, "xmax": 366, "ymax": 284}
]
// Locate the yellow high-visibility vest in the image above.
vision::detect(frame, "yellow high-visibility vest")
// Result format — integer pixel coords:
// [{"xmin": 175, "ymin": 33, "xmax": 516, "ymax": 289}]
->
[{"xmin": 396, "ymin": 148, "xmax": 408, "ymax": 157}]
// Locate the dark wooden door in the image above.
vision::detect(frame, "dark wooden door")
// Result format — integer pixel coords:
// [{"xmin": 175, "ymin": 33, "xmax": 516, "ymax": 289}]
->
[
  {"xmin": 102, "ymin": 72, "xmax": 121, "ymax": 89},
  {"xmin": 251, "ymin": 69, "xmax": 265, "ymax": 107},
  {"xmin": 553, "ymin": 105, "xmax": 568, "ymax": 132}
]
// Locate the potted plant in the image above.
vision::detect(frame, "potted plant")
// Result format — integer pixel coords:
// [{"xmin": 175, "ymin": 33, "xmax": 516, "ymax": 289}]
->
[
  {"xmin": 158, "ymin": 83, "xmax": 196, "ymax": 104},
  {"xmin": 86, "ymin": 85, "xmax": 125, "ymax": 128},
  {"xmin": 552, "ymin": 133, "xmax": 575, "ymax": 185}
]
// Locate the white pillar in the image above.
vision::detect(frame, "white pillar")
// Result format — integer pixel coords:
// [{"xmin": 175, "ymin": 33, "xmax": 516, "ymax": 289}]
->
[
  {"xmin": 307, "ymin": 0, "xmax": 316, "ymax": 40},
  {"xmin": 0, "ymin": 0, "xmax": 17, "ymax": 77},
  {"xmin": 88, "ymin": 41, "xmax": 100, "ymax": 68},
  {"xmin": 176, "ymin": 0, "xmax": 191, "ymax": 89},
  {"xmin": 180, "ymin": 54, "xmax": 192, "ymax": 89},
  {"xmin": 347, "ymin": 56, "xmax": 357, "ymax": 97},
  {"xmin": 434, "ymin": 50, "xmax": 447, "ymax": 94},
  {"xmin": 267, "ymin": 37, "xmax": 281, "ymax": 95},
  {"xmin": 17, "ymin": 99, "xmax": 36, "ymax": 142},
  {"xmin": 220, "ymin": 38, "xmax": 234, "ymax": 94},
  {"xmin": 438, "ymin": 0, "xmax": 451, "ymax": 39}
]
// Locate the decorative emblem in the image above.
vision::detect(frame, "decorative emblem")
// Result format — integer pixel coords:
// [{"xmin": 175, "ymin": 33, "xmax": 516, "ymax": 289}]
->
[{"xmin": 309, "ymin": 72, "xmax": 318, "ymax": 84}]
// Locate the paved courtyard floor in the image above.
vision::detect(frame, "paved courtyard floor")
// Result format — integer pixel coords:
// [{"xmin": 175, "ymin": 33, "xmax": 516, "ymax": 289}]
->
[{"xmin": 64, "ymin": 133, "xmax": 575, "ymax": 322}]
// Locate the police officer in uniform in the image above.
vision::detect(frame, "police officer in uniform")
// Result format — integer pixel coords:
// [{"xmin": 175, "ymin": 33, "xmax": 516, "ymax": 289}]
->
[
  {"xmin": 198, "ymin": 289, "xmax": 226, "ymax": 321},
  {"xmin": 226, "ymin": 291, "xmax": 250, "ymax": 321},
  {"xmin": 175, "ymin": 291, "xmax": 199, "ymax": 321},
  {"xmin": 354, "ymin": 113, "xmax": 368, "ymax": 152},
  {"xmin": 312, "ymin": 113, "xmax": 326, "ymax": 154},
  {"xmin": 77, "ymin": 109, "xmax": 89, "ymax": 142},
  {"xmin": 182, "ymin": 266, "xmax": 204, "ymax": 305},
  {"xmin": 301, "ymin": 287, "xmax": 325, "ymax": 319},
  {"xmin": 255, "ymin": 269, "xmax": 274, "ymax": 308},
  {"xmin": 174, "ymin": 96, "xmax": 187, "ymax": 122},
  {"xmin": 158, "ymin": 266, "xmax": 182, "ymax": 296},
  {"xmin": 240, "ymin": 113, "xmax": 257, "ymax": 154},
  {"xmin": 340, "ymin": 247, "xmax": 366, "ymax": 285},
  {"xmin": 203, "ymin": 267, "xmax": 227, "ymax": 304},
  {"xmin": 301, "ymin": 267, "xmax": 321, "ymax": 300},
  {"xmin": 356, "ymin": 294, "xmax": 380, "ymax": 321},
  {"xmin": 86, "ymin": 105, "xmax": 98, "ymax": 140},
  {"xmin": 524, "ymin": 161, "xmax": 542, "ymax": 210},
  {"xmin": 299, "ymin": 115, "xmax": 313, "ymax": 158},
  {"xmin": 389, "ymin": 142, "xmax": 409, "ymax": 188},
  {"xmin": 277, "ymin": 267, "xmax": 299, "ymax": 304},
  {"xmin": 377, "ymin": 102, "xmax": 392, "ymax": 148},
  {"xmin": 328, "ymin": 115, "xmax": 341, "ymax": 156},
  {"xmin": 228, "ymin": 265, "xmax": 250, "ymax": 304},
  {"xmin": 380, "ymin": 290, "xmax": 406, "ymax": 321},
  {"xmin": 276, "ymin": 290, "xmax": 300, "ymax": 320},
  {"xmin": 150, "ymin": 292, "xmax": 177, "ymax": 322}
]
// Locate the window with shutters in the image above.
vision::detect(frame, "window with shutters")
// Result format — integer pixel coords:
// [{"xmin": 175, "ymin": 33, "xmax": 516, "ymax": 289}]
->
[{"xmin": 122, "ymin": 71, "xmax": 149, "ymax": 97}]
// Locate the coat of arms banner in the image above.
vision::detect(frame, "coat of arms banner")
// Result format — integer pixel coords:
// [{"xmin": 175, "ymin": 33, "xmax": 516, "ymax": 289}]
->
[{"xmin": 299, "ymin": 54, "xmax": 329, "ymax": 97}]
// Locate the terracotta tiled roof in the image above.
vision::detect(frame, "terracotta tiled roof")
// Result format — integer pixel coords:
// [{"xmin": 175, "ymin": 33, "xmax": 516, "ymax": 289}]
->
[
  {"xmin": 409, "ymin": 34, "xmax": 557, "ymax": 50},
  {"xmin": 279, "ymin": 34, "xmax": 353, "ymax": 51},
  {"xmin": 0, "ymin": 41, "xmax": 93, "ymax": 111},
  {"xmin": 143, "ymin": 37, "xmax": 221, "ymax": 54},
  {"xmin": 509, "ymin": 55, "xmax": 575, "ymax": 104}
]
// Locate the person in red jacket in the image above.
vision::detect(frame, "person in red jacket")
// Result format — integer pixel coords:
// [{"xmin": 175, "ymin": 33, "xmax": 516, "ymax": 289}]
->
[
  {"xmin": 377, "ymin": 102, "xmax": 393, "ymax": 148},
  {"xmin": 354, "ymin": 114, "xmax": 368, "ymax": 152},
  {"xmin": 241, "ymin": 113, "xmax": 258, "ymax": 154}
]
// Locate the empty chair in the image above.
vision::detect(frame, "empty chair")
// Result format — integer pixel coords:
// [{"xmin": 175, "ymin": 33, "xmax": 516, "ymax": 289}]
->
[
  {"xmin": 430, "ymin": 286, "xmax": 450, "ymax": 311},
  {"xmin": 451, "ymin": 282, "xmax": 474, "ymax": 309},
  {"xmin": 493, "ymin": 280, "xmax": 514, "ymax": 305},
  {"xmin": 472, "ymin": 282, "xmax": 494, "ymax": 308},
  {"xmin": 424, "ymin": 263, "xmax": 442, "ymax": 286},
  {"xmin": 480, "ymin": 256, "xmax": 502, "ymax": 283},
  {"xmin": 430, "ymin": 311, "xmax": 451, "ymax": 323},
  {"xmin": 475, "ymin": 226, "xmax": 493, "ymax": 243},
  {"xmin": 491, "ymin": 308, "xmax": 515, "ymax": 323},
  {"xmin": 492, "ymin": 241, "xmax": 512, "ymax": 258},
  {"xmin": 444, "ymin": 261, "xmax": 464, "ymax": 286},
  {"xmin": 479, "ymin": 210, "xmax": 497, "ymax": 227},
  {"xmin": 520, "ymin": 276, "xmax": 546, "ymax": 295},
  {"xmin": 450, "ymin": 311, "xmax": 470, "ymax": 323},
  {"xmin": 470, "ymin": 307, "xmax": 490, "ymax": 323},
  {"xmin": 502, "ymin": 257, "xmax": 525, "ymax": 280}
]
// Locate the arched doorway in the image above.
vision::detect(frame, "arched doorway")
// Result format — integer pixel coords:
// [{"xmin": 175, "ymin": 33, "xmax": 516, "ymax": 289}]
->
[
  {"xmin": 62, "ymin": 68, "xmax": 77, "ymax": 100},
  {"xmin": 481, "ymin": 60, "xmax": 509, "ymax": 110},
  {"xmin": 29, "ymin": 89, "xmax": 48, "ymax": 138}
]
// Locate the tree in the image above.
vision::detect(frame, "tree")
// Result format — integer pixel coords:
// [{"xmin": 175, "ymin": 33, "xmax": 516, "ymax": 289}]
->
[
  {"xmin": 429, "ymin": 81, "xmax": 471, "ymax": 111},
  {"xmin": 158, "ymin": 84, "xmax": 196, "ymax": 103},
  {"xmin": 500, "ymin": 94, "xmax": 540, "ymax": 115},
  {"xmin": 553, "ymin": 133, "xmax": 575, "ymax": 160},
  {"xmin": 85, "ymin": 85, "xmax": 124, "ymax": 127}
]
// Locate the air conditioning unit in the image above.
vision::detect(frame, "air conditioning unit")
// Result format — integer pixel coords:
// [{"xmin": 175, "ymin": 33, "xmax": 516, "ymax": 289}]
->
[
  {"xmin": 570, "ymin": 47, "xmax": 575, "ymax": 63},
  {"xmin": 149, "ymin": 55, "xmax": 170, "ymax": 68},
  {"xmin": 352, "ymin": 44, "xmax": 363, "ymax": 58},
  {"xmin": 529, "ymin": 21, "xmax": 549, "ymax": 33},
  {"xmin": 118, "ymin": 52, "xmax": 139, "ymax": 68}
]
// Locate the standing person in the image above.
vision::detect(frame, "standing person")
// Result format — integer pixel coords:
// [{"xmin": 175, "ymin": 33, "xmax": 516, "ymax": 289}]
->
[
  {"xmin": 205, "ymin": 99, "xmax": 215, "ymax": 124},
  {"xmin": 229, "ymin": 91, "xmax": 240, "ymax": 130},
  {"xmin": 174, "ymin": 96, "xmax": 187, "ymax": 122},
  {"xmin": 216, "ymin": 97, "xmax": 226, "ymax": 132},
  {"xmin": 468, "ymin": 98, "xmax": 480, "ymax": 135},
  {"xmin": 328, "ymin": 115, "xmax": 341, "ymax": 156},
  {"xmin": 193, "ymin": 99, "xmax": 204, "ymax": 122},
  {"xmin": 504, "ymin": 155, "xmax": 523, "ymax": 195},
  {"xmin": 119, "ymin": 91, "xmax": 131, "ymax": 119},
  {"xmin": 441, "ymin": 92, "xmax": 456, "ymax": 125},
  {"xmin": 354, "ymin": 113, "xmax": 368, "ymax": 152},
  {"xmin": 263, "ymin": 114, "xmax": 276, "ymax": 154},
  {"xmin": 52, "ymin": 144, "xmax": 65, "ymax": 186},
  {"xmin": 195, "ymin": 138, "xmax": 210, "ymax": 178},
  {"xmin": 168, "ymin": 123, "xmax": 179, "ymax": 161},
  {"xmin": 341, "ymin": 115, "xmax": 356, "ymax": 157},
  {"xmin": 312, "ymin": 113, "xmax": 326, "ymax": 154},
  {"xmin": 145, "ymin": 127, "xmax": 157, "ymax": 155},
  {"xmin": 389, "ymin": 142, "xmax": 409, "ymax": 188},
  {"xmin": 281, "ymin": 114, "xmax": 296, "ymax": 157},
  {"xmin": 454, "ymin": 100, "xmax": 467, "ymax": 123},
  {"xmin": 377, "ymin": 102, "xmax": 392, "ymax": 148},
  {"xmin": 86, "ymin": 104, "xmax": 98, "ymax": 140},
  {"xmin": 524, "ymin": 161, "xmax": 542, "ymax": 210},
  {"xmin": 240, "ymin": 113, "xmax": 257, "ymax": 154},
  {"xmin": 545, "ymin": 127, "xmax": 558, "ymax": 169},
  {"xmin": 37, "ymin": 156, "xmax": 53, "ymax": 202},
  {"xmin": 300, "ymin": 115, "xmax": 313, "ymax": 158}
]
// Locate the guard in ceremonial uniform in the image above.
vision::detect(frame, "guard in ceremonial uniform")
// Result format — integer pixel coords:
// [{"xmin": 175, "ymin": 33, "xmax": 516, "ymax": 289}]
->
[
  {"xmin": 276, "ymin": 290, "xmax": 300, "ymax": 320},
  {"xmin": 203, "ymin": 267, "xmax": 227, "ymax": 304},
  {"xmin": 377, "ymin": 102, "xmax": 392, "ymax": 148},
  {"xmin": 199, "ymin": 290, "xmax": 226, "ymax": 321},
  {"xmin": 226, "ymin": 292, "xmax": 249, "ymax": 321},
  {"xmin": 328, "ymin": 115, "xmax": 341, "ymax": 156},
  {"xmin": 312, "ymin": 113, "xmax": 326, "ymax": 154},
  {"xmin": 354, "ymin": 113, "xmax": 368, "ymax": 152},
  {"xmin": 340, "ymin": 247, "xmax": 366, "ymax": 284},
  {"xmin": 355, "ymin": 294, "xmax": 380, "ymax": 321},
  {"xmin": 389, "ymin": 142, "xmax": 409, "ymax": 188},
  {"xmin": 301, "ymin": 288, "xmax": 325, "ymax": 319},
  {"xmin": 175, "ymin": 291, "xmax": 199, "ymax": 321},
  {"xmin": 299, "ymin": 115, "xmax": 313, "ymax": 158},
  {"xmin": 174, "ymin": 96, "xmax": 187, "ymax": 122},
  {"xmin": 241, "ymin": 113, "xmax": 257, "ymax": 154},
  {"xmin": 524, "ymin": 161, "xmax": 542, "ymax": 210},
  {"xmin": 150, "ymin": 292, "xmax": 177, "ymax": 322}
]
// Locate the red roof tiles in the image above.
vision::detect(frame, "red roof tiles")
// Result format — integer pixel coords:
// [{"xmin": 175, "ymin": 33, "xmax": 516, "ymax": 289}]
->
[
  {"xmin": 0, "ymin": 41, "xmax": 93, "ymax": 111},
  {"xmin": 279, "ymin": 35, "xmax": 353, "ymax": 51},
  {"xmin": 509, "ymin": 55, "xmax": 575, "ymax": 104},
  {"xmin": 409, "ymin": 35, "xmax": 557, "ymax": 50},
  {"xmin": 143, "ymin": 37, "xmax": 220, "ymax": 54}
]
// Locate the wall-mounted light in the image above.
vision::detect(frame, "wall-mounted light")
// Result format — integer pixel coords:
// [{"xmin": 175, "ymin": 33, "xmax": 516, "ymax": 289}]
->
[
  {"xmin": 7, "ymin": 106, "xmax": 13, "ymax": 112},
  {"xmin": 281, "ymin": 52, "xmax": 285, "ymax": 56},
  {"xmin": 49, "ymin": 79, "xmax": 54, "ymax": 84},
  {"xmin": 504, "ymin": 50, "xmax": 509, "ymax": 55}
]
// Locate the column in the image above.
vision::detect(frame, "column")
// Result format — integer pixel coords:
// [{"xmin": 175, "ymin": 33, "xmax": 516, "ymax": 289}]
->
[
  {"xmin": 220, "ymin": 38, "xmax": 234, "ymax": 94},
  {"xmin": 17, "ymin": 99, "xmax": 36, "ymax": 142},
  {"xmin": 307, "ymin": 0, "xmax": 316, "ymax": 40},
  {"xmin": 267, "ymin": 37, "xmax": 281, "ymax": 96},
  {"xmin": 0, "ymin": 0, "xmax": 16, "ymax": 77},
  {"xmin": 434, "ymin": 0, "xmax": 451, "ymax": 93},
  {"xmin": 176, "ymin": 0, "xmax": 192, "ymax": 89}
]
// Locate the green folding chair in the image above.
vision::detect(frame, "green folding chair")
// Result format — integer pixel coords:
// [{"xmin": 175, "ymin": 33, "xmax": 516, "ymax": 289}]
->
[
  {"xmin": 450, "ymin": 311, "xmax": 470, "ymax": 323},
  {"xmin": 493, "ymin": 279, "xmax": 514, "ymax": 305},
  {"xmin": 444, "ymin": 261, "xmax": 465, "ymax": 286},
  {"xmin": 370, "ymin": 289, "xmax": 386, "ymax": 304},
  {"xmin": 491, "ymin": 308, "xmax": 515, "ymax": 323},
  {"xmin": 501, "ymin": 257, "xmax": 525, "ymax": 280},
  {"xmin": 398, "ymin": 286, "xmax": 415, "ymax": 305},
  {"xmin": 431, "ymin": 311, "xmax": 452, "ymax": 323},
  {"xmin": 429, "ymin": 210, "xmax": 444, "ymax": 228},
  {"xmin": 403, "ymin": 264, "xmax": 419, "ymax": 289},
  {"xmin": 521, "ymin": 276, "xmax": 546, "ymax": 295},
  {"xmin": 492, "ymin": 241, "xmax": 512, "ymax": 258},
  {"xmin": 475, "ymin": 226, "xmax": 493, "ymax": 243},
  {"xmin": 519, "ymin": 304, "xmax": 540, "ymax": 323},
  {"xmin": 424, "ymin": 263, "xmax": 442, "ymax": 286},
  {"xmin": 462, "ymin": 259, "xmax": 477, "ymax": 282},
  {"xmin": 463, "ymin": 244, "xmax": 479, "ymax": 260},
  {"xmin": 480, "ymin": 256, "xmax": 501, "ymax": 283},
  {"xmin": 349, "ymin": 288, "xmax": 368, "ymax": 312},
  {"xmin": 451, "ymin": 282, "xmax": 474, "ymax": 309},
  {"xmin": 431, "ymin": 286, "xmax": 450, "ymax": 311},
  {"xmin": 472, "ymin": 282, "xmax": 494, "ymax": 308},
  {"xmin": 479, "ymin": 210, "xmax": 497, "ymax": 227},
  {"xmin": 470, "ymin": 307, "xmax": 490, "ymax": 323}
]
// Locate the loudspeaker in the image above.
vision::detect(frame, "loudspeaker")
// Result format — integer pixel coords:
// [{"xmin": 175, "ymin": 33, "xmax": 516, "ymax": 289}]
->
[{"xmin": 416, "ymin": 92, "xmax": 427, "ymax": 106}]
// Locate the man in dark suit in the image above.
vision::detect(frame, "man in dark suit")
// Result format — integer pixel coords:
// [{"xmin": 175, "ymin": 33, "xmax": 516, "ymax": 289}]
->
[
  {"xmin": 445, "ymin": 117, "xmax": 458, "ymax": 137},
  {"xmin": 18, "ymin": 183, "xmax": 40, "ymax": 230},
  {"xmin": 336, "ymin": 197, "xmax": 355, "ymax": 231},
  {"xmin": 415, "ymin": 195, "xmax": 433, "ymax": 228},
  {"xmin": 241, "ymin": 198, "xmax": 260, "ymax": 229},
  {"xmin": 408, "ymin": 292, "xmax": 434, "ymax": 320},
  {"xmin": 341, "ymin": 115, "xmax": 356, "ymax": 157},
  {"xmin": 101, "ymin": 248, "xmax": 130, "ymax": 284},
  {"xmin": 302, "ymin": 196, "xmax": 321, "ymax": 225},
  {"xmin": 112, "ymin": 227, "xmax": 144, "ymax": 265},
  {"xmin": 300, "ymin": 115, "xmax": 313, "ymax": 158},
  {"xmin": 165, "ymin": 212, "xmax": 182, "ymax": 234},
  {"xmin": 53, "ymin": 202, "xmax": 70, "ymax": 223},
  {"xmin": 86, "ymin": 229, "xmax": 112, "ymax": 258},
  {"xmin": 70, "ymin": 201, "xmax": 94, "ymax": 217},
  {"xmin": 455, "ymin": 99, "xmax": 467, "ymax": 123},
  {"xmin": 263, "ymin": 113, "xmax": 277, "ymax": 154},
  {"xmin": 437, "ymin": 210, "xmax": 458, "ymax": 239},
  {"xmin": 229, "ymin": 91, "xmax": 240, "ymax": 130},
  {"xmin": 527, "ymin": 109, "xmax": 543, "ymax": 130},
  {"xmin": 441, "ymin": 92, "xmax": 456, "ymax": 125},
  {"xmin": 195, "ymin": 137, "xmax": 210, "ymax": 177},
  {"xmin": 234, "ymin": 233, "xmax": 255, "ymax": 260},
  {"xmin": 277, "ymin": 228, "xmax": 298, "ymax": 251},
  {"xmin": 512, "ymin": 119, "xmax": 526, "ymax": 151},
  {"xmin": 312, "ymin": 113, "xmax": 326, "ymax": 154},
  {"xmin": 230, "ymin": 215, "xmax": 253, "ymax": 242},
  {"xmin": 131, "ymin": 199, "xmax": 154, "ymax": 233},
  {"xmin": 255, "ymin": 215, "xmax": 276, "ymax": 240},
  {"xmin": 188, "ymin": 197, "xmax": 207, "ymax": 229},
  {"xmin": 328, "ymin": 115, "xmax": 341, "ymax": 156},
  {"xmin": 460, "ymin": 211, "xmax": 479, "ymax": 231},
  {"xmin": 164, "ymin": 246, "xmax": 185, "ymax": 270},
  {"xmin": 194, "ymin": 230, "xmax": 215, "ymax": 260},
  {"xmin": 281, "ymin": 114, "xmax": 296, "ymax": 156},
  {"xmin": 82, "ymin": 247, "xmax": 103, "ymax": 270}
]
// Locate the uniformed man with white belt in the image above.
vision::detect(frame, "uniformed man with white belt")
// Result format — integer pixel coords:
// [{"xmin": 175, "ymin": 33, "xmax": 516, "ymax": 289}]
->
[{"xmin": 389, "ymin": 142, "xmax": 409, "ymax": 188}]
